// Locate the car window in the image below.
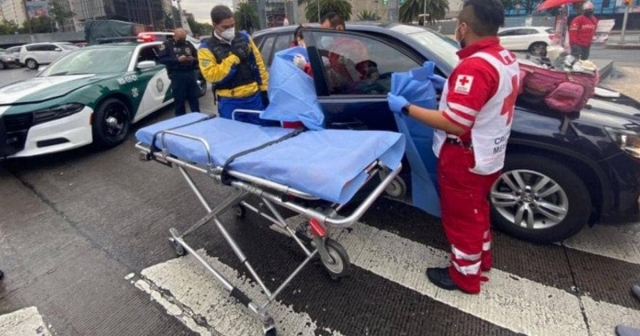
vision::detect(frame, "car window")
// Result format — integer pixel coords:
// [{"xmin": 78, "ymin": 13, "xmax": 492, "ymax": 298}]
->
[
  {"xmin": 498, "ymin": 30, "xmax": 516, "ymax": 37},
  {"xmin": 137, "ymin": 45, "xmax": 160, "ymax": 63},
  {"xmin": 273, "ymin": 35, "xmax": 293, "ymax": 55},
  {"xmin": 260, "ymin": 36, "xmax": 276, "ymax": 66},
  {"xmin": 41, "ymin": 44, "xmax": 57, "ymax": 51},
  {"xmin": 521, "ymin": 29, "xmax": 539, "ymax": 35},
  {"xmin": 309, "ymin": 31, "xmax": 420, "ymax": 95},
  {"xmin": 39, "ymin": 47, "xmax": 133, "ymax": 76},
  {"xmin": 7, "ymin": 47, "xmax": 20, "ymax": 53},
  {"xmin": 545, "ymin": 28, "xmax": 555, "ymax": 34}
]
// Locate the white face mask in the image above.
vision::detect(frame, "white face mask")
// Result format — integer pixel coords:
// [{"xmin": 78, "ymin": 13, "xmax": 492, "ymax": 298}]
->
[
  {"xmin": 220, "ymin": 27, "xmax": 235, "ymax": 41},
  {"xmin": 320, "ymin": 36, "xmax": 334, "ymax": 49}
]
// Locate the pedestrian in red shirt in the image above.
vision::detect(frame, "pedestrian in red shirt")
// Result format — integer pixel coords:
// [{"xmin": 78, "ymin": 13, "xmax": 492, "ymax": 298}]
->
[
  {"xmin": 388, "ymin": 0, "xmax": 520, "ymax": 294},
  {"xmin": 569, "ymin": 1, "xmax": 598, "ymax": 60}
]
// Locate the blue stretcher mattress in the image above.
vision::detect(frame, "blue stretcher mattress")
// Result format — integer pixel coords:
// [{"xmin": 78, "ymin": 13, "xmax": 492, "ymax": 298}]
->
[{"xmin": 135, "ymin": 113, "xmax": 406, "ymax": 204}]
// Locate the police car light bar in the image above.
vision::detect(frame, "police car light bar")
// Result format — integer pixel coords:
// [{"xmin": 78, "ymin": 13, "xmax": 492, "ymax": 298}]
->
[{"xmin": 96, "ymin": 36, "xmax": 140, "ymax": 44}]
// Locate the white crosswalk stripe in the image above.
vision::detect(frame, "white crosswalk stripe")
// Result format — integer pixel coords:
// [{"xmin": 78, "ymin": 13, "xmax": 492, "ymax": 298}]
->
[
  {"xmin": 135, "ymin": 248, "xmax": 346, "ymax": 336},
  {"xmin": 130, "ymin": 216, "xmax": 640, "ymax": 336},
  {"xmin": 0, "ymin": 307, "xmax": 53, "ymax": 336},
  {"xmin": 563, "ymin": 223, "xmax": 640, "ymax": 265}
]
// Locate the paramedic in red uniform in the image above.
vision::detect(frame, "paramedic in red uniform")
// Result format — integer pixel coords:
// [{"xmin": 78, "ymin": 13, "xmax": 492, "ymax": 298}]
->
[
  {"xmin": 387, "ymin": 0, "xmax": 520, "ymax": 294},
  {"xmin": 569, "ymin": 1, "xmax": 598, "ymax": 60}
]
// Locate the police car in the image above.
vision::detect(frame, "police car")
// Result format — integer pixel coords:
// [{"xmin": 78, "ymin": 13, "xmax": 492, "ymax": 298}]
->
[{"xmin": 0, "ymin": 41, "xmax": 174, "ymax": 158}]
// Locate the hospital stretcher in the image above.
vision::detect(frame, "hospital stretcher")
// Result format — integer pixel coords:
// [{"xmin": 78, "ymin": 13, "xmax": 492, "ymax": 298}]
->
[{"xmin": 135, "ymin": 113, "xmax": 405, "ymax": 335}]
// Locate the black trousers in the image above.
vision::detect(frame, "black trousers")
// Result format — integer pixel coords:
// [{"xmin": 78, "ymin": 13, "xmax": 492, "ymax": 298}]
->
[
  {"xmin": 170, "ymin": 71, "xmax": 200, "ymax": 116},
  {"xmin": 570, "ymin": 44, "xmax": 591, "ymax": 61}
]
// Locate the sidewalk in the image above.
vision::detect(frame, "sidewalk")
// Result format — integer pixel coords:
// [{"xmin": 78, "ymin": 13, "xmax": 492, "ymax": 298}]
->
[{"xmin": 602, "ymin": 66, "xmax": 640, "ymax": 101}]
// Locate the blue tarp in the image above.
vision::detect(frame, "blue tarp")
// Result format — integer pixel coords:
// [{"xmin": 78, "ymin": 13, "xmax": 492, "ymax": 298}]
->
[
  {"xmin": 391, "ymin": 61, "xmax": 446, "ymax": 217},
  {"xmin": 260, "ymin": 46, "xmax": 325, "ymax": 130},
  {"xmin": 135, "ymin": 114, "xmax": 405, "ymax": 204}
]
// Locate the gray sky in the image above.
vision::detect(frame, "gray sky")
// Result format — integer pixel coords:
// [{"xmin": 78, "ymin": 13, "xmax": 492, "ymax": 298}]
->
[{"xmin": 180, "ymin": 0, "xmax": 233, "ymax": 23}]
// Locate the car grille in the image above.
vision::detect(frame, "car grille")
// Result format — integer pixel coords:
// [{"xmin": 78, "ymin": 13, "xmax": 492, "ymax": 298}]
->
[
  {"xmin": 0, "ymin": 113, "xmax": 32, "ymax": 157},
  {"xmin": 4, "ymin": 113, "xmax": 34, "ymax": 132}
]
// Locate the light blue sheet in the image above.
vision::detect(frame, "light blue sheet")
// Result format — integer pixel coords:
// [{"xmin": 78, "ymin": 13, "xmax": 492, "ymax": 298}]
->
[
  {"xmin": 135, "ymin": 113, "xmax": 405, "ymax": 204},
  {"xmin": 391, "ymin": 61, "xmax": 446, "ymax": 217}
]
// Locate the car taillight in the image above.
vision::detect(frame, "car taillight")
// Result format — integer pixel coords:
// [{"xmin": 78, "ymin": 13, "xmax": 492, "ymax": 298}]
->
[{"xmin": 549, "ymin": 34, "xmax": 557, "ymax": 40}]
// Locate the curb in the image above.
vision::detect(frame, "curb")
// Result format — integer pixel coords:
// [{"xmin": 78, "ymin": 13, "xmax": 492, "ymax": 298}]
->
[
  {"xmin": 604, "ymin": 43, "xmax": 640, "ymax": 50},
  {"xmin": 599, "ymin": 60, "xmax": 614, "ymax": 80}
]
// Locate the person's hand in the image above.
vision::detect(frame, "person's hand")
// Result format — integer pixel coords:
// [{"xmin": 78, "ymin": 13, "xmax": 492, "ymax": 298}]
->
[
  {"xmin": 261, "ymin": 91, "xmax": 269, "ymax": 108},
  {"xmin": 387, "ymin": 93, "xmax": 409, "ymax": 115},
  {"xmin": 231, "ymin": 36, "xmax": 251, "ymax": 60},
  {"xmin": 293, "ymin": 54, "xmax": 306, "ymax": 70},
  {"xmin": 178, "ymin": 55, "xmax": 188, "ymax": 62}
]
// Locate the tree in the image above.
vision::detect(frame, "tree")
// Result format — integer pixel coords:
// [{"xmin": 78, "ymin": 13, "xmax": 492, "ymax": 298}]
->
[
  {"xmin": 234, "ymin": 2, "xmax": 260, "ymax": 34},
  {"xmin": 399, "ymin": 0, "xmax": 448, "ymax": 24},
  {"xmin": 305, "ymin": 0, "xmax": 352, "ymax": 23},
  {"xmin": 48, "ymin": 0, "xmax": 74, "ymax": 32},
  {"xmin": 21, "ymin": 16, "xmax": 57, "ymax": 33},
  {"xmin": 0, "ymin": 20, "xmax": 20, "ymax": 35},
  {"xmin": 357, "ymin": 10, "xmax": 381, "ymax": 21}
]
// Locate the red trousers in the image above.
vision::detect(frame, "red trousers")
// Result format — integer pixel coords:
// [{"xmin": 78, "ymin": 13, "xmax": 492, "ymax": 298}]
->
[{"xmin": 438, "ymin": 143, "xmax": 500, "ymax": 294}]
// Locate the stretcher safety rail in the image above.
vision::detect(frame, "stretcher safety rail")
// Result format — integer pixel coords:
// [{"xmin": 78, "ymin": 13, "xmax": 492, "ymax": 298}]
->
[{"xmin": 135, "ymin": 113, "xmax": 405, "ymax": 335}]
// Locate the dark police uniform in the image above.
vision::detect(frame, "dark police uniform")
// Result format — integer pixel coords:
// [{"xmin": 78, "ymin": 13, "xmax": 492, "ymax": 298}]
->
[{"xmin": 158, "ymin": 38, "xmax": 200, "ymax": 116}]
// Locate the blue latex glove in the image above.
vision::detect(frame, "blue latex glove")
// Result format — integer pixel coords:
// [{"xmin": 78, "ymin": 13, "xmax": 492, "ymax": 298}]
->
[{"xmin": 387, "ymin": 93, "xmax": 409, "ymax": 115}]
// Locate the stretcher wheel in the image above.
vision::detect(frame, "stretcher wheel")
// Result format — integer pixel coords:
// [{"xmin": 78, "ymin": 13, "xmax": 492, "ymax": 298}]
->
[
  {"xmin": 264, "ymin": 327, "xmax": 277, "ymax": 336},
  {"xmin": 380, "ymin": 171, "xmax": 407, "ymax": 198},
  {"xmin": 321, "ymin": 239, "xmax": 350, "ymax": 280},
  {"xmin": 170, "ymin": 239, "xmax": 187, "ymax": 257},
  {"xmin": 233, "ymin": 204, "xmax": 246, "ymax": 218}
]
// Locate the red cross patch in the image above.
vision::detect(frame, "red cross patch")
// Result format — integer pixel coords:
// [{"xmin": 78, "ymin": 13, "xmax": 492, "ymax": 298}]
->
[{"xmin": 454, "ymin": 75, "xmax": 474, "ymax": 94}]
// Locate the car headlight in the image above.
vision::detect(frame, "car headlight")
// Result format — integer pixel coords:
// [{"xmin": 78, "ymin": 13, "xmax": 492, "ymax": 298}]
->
[
  {"xmin": 605, "ymin": 127, "xmax": 640, "ymax": 159},
  {"xmin": 33, "ymin": 103, "xmax": 85, "ymax": 124}
]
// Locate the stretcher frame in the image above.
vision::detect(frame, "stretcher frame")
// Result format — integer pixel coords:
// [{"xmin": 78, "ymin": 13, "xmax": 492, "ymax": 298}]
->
[{"xmin": 135, "ymin": 124, "xmax": 402, "ymax": 336}]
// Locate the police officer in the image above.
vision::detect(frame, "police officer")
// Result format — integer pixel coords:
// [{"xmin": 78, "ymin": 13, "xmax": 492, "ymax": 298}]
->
[
  {"xmin": 388, "ymin": 0, "xmax": 519, "ymax": 294},
  {"xmin": 158, "ymin": 28, "xmax": 200, "ymax": 116},
  {"xmin": 198, "ymin": 5, "xmax": 272, "ymax": 125}
]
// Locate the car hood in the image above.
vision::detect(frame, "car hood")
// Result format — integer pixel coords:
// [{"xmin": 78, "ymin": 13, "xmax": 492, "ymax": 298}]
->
[
  {"xmin": 589, "ymin": 87, "xmax": 640, "ymax": 119},
  {"xmin": 0, "ymin": 74, "xmax": 109, "ymax": 106}
]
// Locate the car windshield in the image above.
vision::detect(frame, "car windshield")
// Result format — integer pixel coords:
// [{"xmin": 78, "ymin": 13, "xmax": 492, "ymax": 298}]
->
[
  {"xmin": 403, "ymin": 29, "xmax": 460, "ymax": 71},
  {"xmin": 39, "ymin": 47, "xmax": 133, "ymax": 76}
]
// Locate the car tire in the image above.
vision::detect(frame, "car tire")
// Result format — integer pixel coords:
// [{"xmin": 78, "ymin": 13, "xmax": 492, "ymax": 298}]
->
[
  {"xmin": 490, "ymin": 154, "xmax": 591, "ymax": 244},
  {"xmin": 0, "ymin": 61, "xmax": 5, "ymax": 70},
  {"xmin": 25, "ymin": 58, "xmax": 38, "ymax": 70},
  {"xmin": 528, "ymin": 42, "xmax": 547, "ymax": 57},
  {"xmin": 92, "ymin": 98, "xmax": 131, "ymax": 148}
]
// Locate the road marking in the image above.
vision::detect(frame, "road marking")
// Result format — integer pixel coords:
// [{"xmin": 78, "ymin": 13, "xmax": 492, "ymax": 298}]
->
[
  {"xmin": 0, "ymin": 306, "xmax": 52, "ymax": 336},
  {"xmin": 135, "ymin": 249, "xmax": 345, "ymax": 336},
  {"xmin": 563, "ymin": 223, "xmax": 640, "ymax": 265},
  {"xmin": 283, "ymin": 216, "xmax": 640, "ymax": 336}
]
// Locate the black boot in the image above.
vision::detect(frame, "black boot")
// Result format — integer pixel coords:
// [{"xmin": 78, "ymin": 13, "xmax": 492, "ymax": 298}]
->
[{"xmin": 426, "ymin": 267, "xmax": 460, "ymax": 291}]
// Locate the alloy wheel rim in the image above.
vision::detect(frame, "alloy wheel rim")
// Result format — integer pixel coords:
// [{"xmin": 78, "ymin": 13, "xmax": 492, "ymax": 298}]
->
[
  {"xmin": 103, "ymin": 103, "xmax": 127, "ymax": 137},
  {"xmin": 490, "ymin": 169, "xmax": 569, "ymax": 230}
]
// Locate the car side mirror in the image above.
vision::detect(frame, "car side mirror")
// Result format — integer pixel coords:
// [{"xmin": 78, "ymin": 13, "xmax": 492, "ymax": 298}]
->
[{"xmin": 136, "ymin": 60, "xmax": 156, "ymax": 70}]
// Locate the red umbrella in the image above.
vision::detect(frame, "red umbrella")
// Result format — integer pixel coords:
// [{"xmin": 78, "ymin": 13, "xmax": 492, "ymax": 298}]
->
[{"xmin": 537, "ymin": 0, "xmax": 583, "ymax": 11}]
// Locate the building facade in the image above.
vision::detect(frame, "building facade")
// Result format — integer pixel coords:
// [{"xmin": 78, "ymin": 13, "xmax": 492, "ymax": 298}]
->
[{"xmin": 1, "ymin": 0, "xmax": 27, "ymax": 26}]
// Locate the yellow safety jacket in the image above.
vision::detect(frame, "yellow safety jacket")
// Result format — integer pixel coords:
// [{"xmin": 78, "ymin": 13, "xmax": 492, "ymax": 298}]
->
[{"xmin": 197, "ymin": 33, "xmax": 268, "ymax": 99}]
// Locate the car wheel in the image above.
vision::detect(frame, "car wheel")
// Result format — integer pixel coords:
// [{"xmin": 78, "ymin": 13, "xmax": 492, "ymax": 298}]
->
[
  {"xmin": 0, "ymin": 62, "xmax": 5, "ymax": 70},
  {"xmin": 92, "ymin": 98, "xmax": 131, "ymax": 148},
  {"xmin": 528, "ymin": 42, "xmax": 547, "ymax": 57},
  {"xmin": 490, "ymin": 154, "xmax": 591, "ymax": 244},
  {"xmin": 25, "ymin": 58, "xmax": 38, "ymax": 70}
]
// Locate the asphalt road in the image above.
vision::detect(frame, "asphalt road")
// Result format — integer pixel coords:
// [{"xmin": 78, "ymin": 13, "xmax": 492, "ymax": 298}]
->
[{"xmin": 1, "ymin": 81, "xmax": 640, "ymax": 335}]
